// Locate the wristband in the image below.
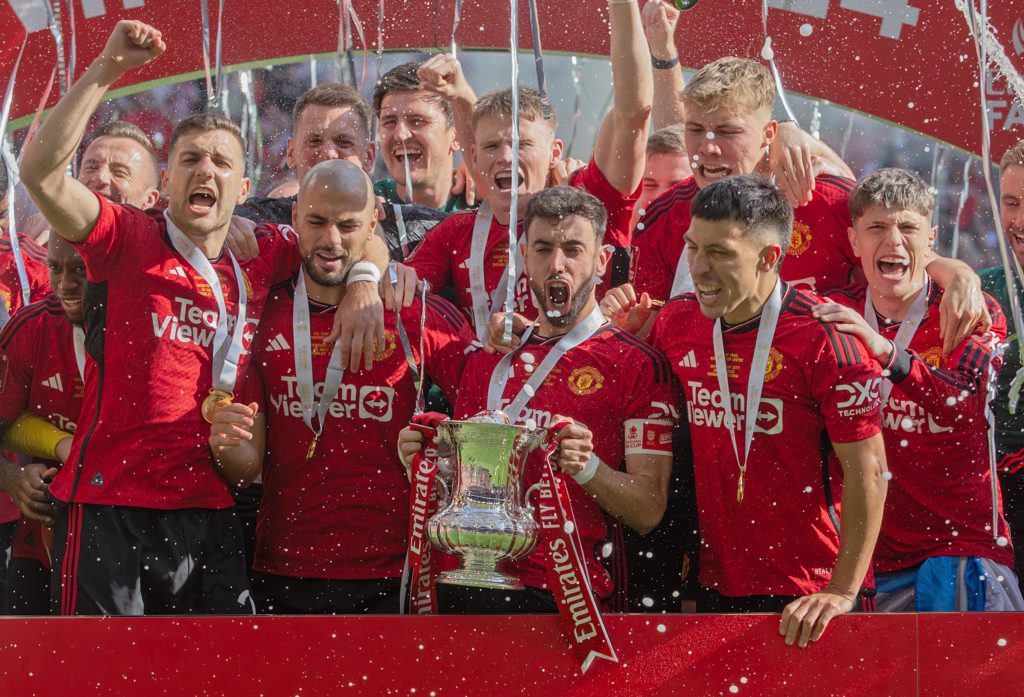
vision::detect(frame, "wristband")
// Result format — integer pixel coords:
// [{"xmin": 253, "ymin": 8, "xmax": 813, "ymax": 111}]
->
[
  {"xmin": 572, "ymin": 452, "xmax": 602, "ymax": 485},
  {"xmin": 3, "ymin": 412, "xmax": 70, "ymax": 460},
  {"xmin": 651, "ymin": 54, "xmax": 680, "ymax": 70},
  {"xmin": 346, "ymin": 261, "xmax": 382, "ymax": 286}
]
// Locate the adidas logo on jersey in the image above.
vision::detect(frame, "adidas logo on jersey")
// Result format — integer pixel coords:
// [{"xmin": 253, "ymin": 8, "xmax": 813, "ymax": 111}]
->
[
  {"xmin": 42, "ymin": 373, "xmax": 64, "ymax": 392},
  {"xmin": 677, "ymin": 350, "xmax": 697, "ymax": 369},
  {"xmin": 169, "ymin": 266, "xmax": 188, "ymax": 278},
  {"xmin": 266, "ymin": 333, "xmax": 291, "ymax": 352}
]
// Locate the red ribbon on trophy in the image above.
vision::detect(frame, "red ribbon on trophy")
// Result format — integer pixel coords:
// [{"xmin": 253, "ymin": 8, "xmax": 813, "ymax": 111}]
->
[
  {"xmin": 535, "ymin": 421, "xmax": 618, "ymax": 673},
  {"xmin": 401, "ymin": 412, "xmax": 449, "ymax": 615}
]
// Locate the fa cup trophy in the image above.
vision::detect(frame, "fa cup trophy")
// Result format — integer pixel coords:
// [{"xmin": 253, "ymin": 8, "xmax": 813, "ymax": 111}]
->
[{"xmin": 426, "ymin": 411, "xmax": 549, "ymax": 590}]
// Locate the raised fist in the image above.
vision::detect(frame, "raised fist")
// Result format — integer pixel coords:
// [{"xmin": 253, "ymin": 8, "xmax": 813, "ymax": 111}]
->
[{"xmin": 100, "ymin": 20, "xmax": 166, "ymax": 73}]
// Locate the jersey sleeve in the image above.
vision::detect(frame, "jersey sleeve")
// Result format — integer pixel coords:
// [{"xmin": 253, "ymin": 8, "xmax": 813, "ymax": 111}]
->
[
  {"xmin": 0, "ymin": 309, "xmax": 36, "ymax": 420},
  {"xmin": 250, "ymin": 223, "xmax": 302, "ymax": 286},
  {"xmin": 452, "ymin": 352, "xmax": 493, "ymax": 419},
  {"xmin": 420, "ymin": 295, "xmax": 476, "ymax": 401},
  {"xmin": 811, "ymin": 323, "xmax": 883, "ymax": 444},
  {"xmin": 235, "ymin": 357, "xmax": 266, "ymax": 408},
  {"xmin": 70, "ymin": 192, "xmax": 155, "ymax": 281},
  {"xmin": 569, "ymin": 159, "xmax": 639, "ymax": 249},
  {"xmin": 816, "ymin": 175, "xmax": 859, "ymax": 274},
  {"xmin": 619, "ymin": 336, "xmax": 680, "ymax": 458},
  {"xmin": 889, "ymin": 293, "xmax": 1008, "ymax": 416},
  {"xmin": 406, "ymin": 215, "xmax": 458, "ymax": 291}
]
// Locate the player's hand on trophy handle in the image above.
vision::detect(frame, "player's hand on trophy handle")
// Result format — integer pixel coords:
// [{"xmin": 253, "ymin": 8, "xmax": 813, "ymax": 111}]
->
[
  {"xmin": 224, "ymin": 216, "xmax": 260, "ymax": 261},
  {"xmin": 100, "ymin": 20, "xmax": 166, "ymax": 74},
  {"xmin": 328, "ymin": 280, "xmax": 386, "ymax": 371},
  {"xmin": 417, "ymin": 54, "xmax": 475, "ymax": 104},
  {"xmin": 483, "ymin": 312, "xmax": 530, "ymax": 354},
  {"xmin": 551, "ymin": 416, "xmax": 595, "ymax": 477},
  {"xmin": 938, "ymin": 272, "xmax": 991, "ymax": 356},
  {"xmin": 397, "ymin": 426, "xmax": 426, "ymax": 480},
  {"xmin": 641, "ymin": 0, "xmax": 682, "ymax": 62},
  {"xmin": 779, "ymin": 586, "xmax": 857, "ymax": 648},
  {"xmin": 208, "ymin": 401, "xmax": 259, "ymax": 452},
  {"xmin": 812, "ymin": 302, "xmax": 892, "ymax": 361},
  {"xmin": 770, "ymin": 124, "xmax": 816, "ymax": 208},
  {"xmin": 9, "ymin": 463, "xmax": 59, "ymax": 526}
]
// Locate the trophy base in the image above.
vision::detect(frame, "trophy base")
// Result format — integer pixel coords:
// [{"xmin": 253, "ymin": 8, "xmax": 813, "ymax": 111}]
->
[{"xmin": 437, "ymin": 568, "xmax": 524, "ymax": 591}]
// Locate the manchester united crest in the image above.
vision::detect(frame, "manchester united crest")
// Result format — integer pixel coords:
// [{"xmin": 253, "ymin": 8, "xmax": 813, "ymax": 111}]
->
[
  {"xmin": 374, "ymin": 330, "xmax": 398, "ymax": 361},
  {"xmin": 568, "ymin": 366, "xmax": 604, "ymax": 395},
  {"xmin": 788, "ymin": 221, "xmax": 813, "ymax": 257},
  {"xmin": 918, "ymin": 346, "xmax": 943, "ymax": 368},
  {"xmin": 764, "ymin": 347, "xmax": 784, "ymax": 381}
]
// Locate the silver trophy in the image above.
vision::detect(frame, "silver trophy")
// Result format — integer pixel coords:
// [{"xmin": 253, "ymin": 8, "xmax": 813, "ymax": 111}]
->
[{"xmin": 427, "ymin": 411, "xmax": 548, "ymax": 590}]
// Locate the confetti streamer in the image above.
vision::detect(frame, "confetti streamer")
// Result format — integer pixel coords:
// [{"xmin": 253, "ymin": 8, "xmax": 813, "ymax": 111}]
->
[
  {"xmin": 376, "ymin": 0, "xmax": 384, "ymax": 84},
  {"xmin": 526, "ymin": 0, "xmax": 548, "ymax": 101},
  {"xmin": 0, "ymin": 38, "xmax": 31, "ymax": 312},
  {"xmin": 761, "ymin": 0, "xmax": 799, "ymax": 124},
  {"xmin": 565, "ymin": 55, "xmax": 583, "ymax": 157},
  {"xmin": 504, "ymin": 0, "xmax": 522, "ymax": 345},
  {"xmin": 950, "ymin": 158, "xmax": 971, "ymax": 259},
  {"xmin": 450, "ymin": 0, "xmax": 464, "ymax": 57},
  {"xmin": 200, "ymin": 0, "xmax": 225, "ymax": 107}
]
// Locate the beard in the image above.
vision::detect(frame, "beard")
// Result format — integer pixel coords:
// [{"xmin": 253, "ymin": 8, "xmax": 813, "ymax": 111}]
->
[
  {"xmin": 301, "ymin": 249, "xmax": 355, "ymax": 288},
  {"xmin": 531, "ymin": 272, "xmax": 597, "ymax": 329}
]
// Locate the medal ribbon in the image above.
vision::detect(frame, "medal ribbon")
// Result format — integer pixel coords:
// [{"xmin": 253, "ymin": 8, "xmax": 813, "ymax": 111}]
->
[
  {"xmin": 72, "ymin": 325, "xmax": 86, "ymax": 380},
  {"xmin": 712, "ymin": 281, "xmax": 783, "ymax": 502},
  {"xmin": 391, "ymin": 262, "xmax": 430, "ymax": 414},
  {"xmin": 669, "ymin": 243, "xmax": 694, "ymax": 298},
  {"xmin": 486, "ymin": 305, "xmax": 605, "ymax": 423},
  {"xmin": 467, "ymin": 202, "xmax": 526, "ymax": 344},
  {"xmin": 164, "ymin": 212, "xmax": 248, "ymax": 396},
  {"xmin": 535, "ymin": 421, "xmax": 617, "ymax": 673},
  {"xmin": 864, "ymin": 280, "xmax": 931, "ymax": 407},
  {"xmin": 293, "ymin": 273, "xmax": 345, "ymax": 438},
  {"xmin": 399, "ymin": 412, "xmax": 449, "ymax": 614}
]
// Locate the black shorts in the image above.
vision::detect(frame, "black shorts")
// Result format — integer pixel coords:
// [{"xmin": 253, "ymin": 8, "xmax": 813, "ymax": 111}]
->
[
  {"xmin": 51, "ymin": 503, "xmax": 254, "ymax": 616},
  {"xmin": 0, "ymin": 519, "xmax": 15, "ymax": 615},
  {"xmin": 437, "ymin": 583, "xmax": 558, "ymax": 614},
  {"xmin": 252, "ymin": 572, "xmax": 400, "ymax": 614},
  {"xmin": 4, "ymin": 556, "xmax": 49, "ymax": 615}
]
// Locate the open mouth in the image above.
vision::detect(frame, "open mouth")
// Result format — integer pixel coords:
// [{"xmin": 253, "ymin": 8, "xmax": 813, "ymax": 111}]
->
[
  {"xmin": 876, "ymin": 256, "xmax": 910, "ymax": 281},
  {"xmin": 315, "ymin": 250, "xmax": 346, "ymax": 269},
  {"xmin": 545, "ymin": 279, "xmax": 571, "ymax": 314},
  {"xmin": 1009, "ymin": 229, "xmax": 1024, "ymax": 251},
  {"xmin": 695, "ymin": 283, "xmax": 722, "ymax": 304},
  {"xmin": 494, "ymin": 169, "xmax": 525, "ymax": 192},
  {"xmin": 188, "ymin": 189, "xmax": 217, "ymax": 213},
  {"xmin": 59, "ymin": 296, "xmax": 83, "ymax": 313},
  {"xmin": 699, "ymin": 164, "xmax": 731, "ymax": 182},
  {"xmin": 393, "ymin": 145, "xmax": 423, "ymax": 168}
]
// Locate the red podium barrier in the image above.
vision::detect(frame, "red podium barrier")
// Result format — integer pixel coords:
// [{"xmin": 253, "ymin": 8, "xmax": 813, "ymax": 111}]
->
[{"xmin": 1, "ymin": 613, "xmax": 1022, "ymax": 696}]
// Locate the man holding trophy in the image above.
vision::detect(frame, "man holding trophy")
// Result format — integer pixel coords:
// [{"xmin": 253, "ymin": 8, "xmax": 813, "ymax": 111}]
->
[{"xmin": 399, "ymin": 187, "xmax": 678, "ymax": 666}]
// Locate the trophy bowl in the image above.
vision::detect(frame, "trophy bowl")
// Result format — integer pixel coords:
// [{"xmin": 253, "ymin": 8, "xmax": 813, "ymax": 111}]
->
[{"xmin": 427, "ymin": 413, "xmax": 547, "ymax": 590}]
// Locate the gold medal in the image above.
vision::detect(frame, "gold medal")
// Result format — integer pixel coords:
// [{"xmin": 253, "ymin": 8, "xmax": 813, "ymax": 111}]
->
[
  {"xmin": 201, "ymin": 389, "xmax": 234, "ymax": 423},
  {"xmin": 306, "ymin": 433, "xmax": 320, "ymax": 463},
  {"xmin": 736, "ymin": 470, "xmax": 745, "ymax": 504}
]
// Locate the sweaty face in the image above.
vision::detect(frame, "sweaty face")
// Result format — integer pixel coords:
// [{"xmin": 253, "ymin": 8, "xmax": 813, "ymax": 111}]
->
[
  {"xmin": 288, "ymin": 105, "xmax": 374, "ymax": 179},
  {"xmin": 472, "ymin": 114, "xmax": 561, "ymax": 218},
  {"xmin": 378, "ymin": 91, "xmax": 457, "ymax": 191},
  {"xmin": 47, "ymin": 235, "xmax": 87, "ymax": 325},
  {"xmin": 683, "ymin": 101, "xmax": 774, "ymax": 190},
  {"xmin": 79, "ymin": 136, "xmax": 159, "ymax": 209},
  {"xmin": 525, "ymin": 214, "xmax": 606, "ymax": 329},
  {"xmin": 293, "ymin": 181, "xmax": 377, "ymax": 288},
  {"xmin": 162, "ymin": 129, "xmax": 250, "ymax": 239},
  {"xmin": 850, "ymin": 204, "xmax": 934, "ymax": 303},
  {"xmin": 686, "ymin": 217, "xmax": 778, "ymax": 323},
  {"xmin": 1001, "ymin": 165, "xmax": 1024, "ymax": 268},
  {"xmin": 634, "ymin": 151, "xmax": 693, "ymax": 225}
]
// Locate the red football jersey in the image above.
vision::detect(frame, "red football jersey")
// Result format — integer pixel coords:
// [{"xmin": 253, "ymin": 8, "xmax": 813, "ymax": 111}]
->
[
  {"xmin": 49, "ymin": 195, "xmax": 299, "ymax": 509},
  {"xmin": 453, "ymin": 325, "xmax": 679, "ymax": 599},
  {"xmin": 631, "ymin": 174, "xmax": 858, "ymax": 302},
  {"xmin": 240, "ymin": 284, "xmax": 475, "ymax": 580},
  {"xmin": 0, "ymin": 295, "xmax": 84, "ymax": 565},
  {"xmin": 407, "ymin": 159, "xmax": 636, "ymax": 328},
  {"xmin": 647, "ymin": 285, "xmax": 883, "ymax": 597},
  {"xmin": 827, "ymin": 282, "xmax": 1014, "ymax": 572},
  {"xmin": 0, "ymin": 232, "xmax": 51, "ymax": 320}
]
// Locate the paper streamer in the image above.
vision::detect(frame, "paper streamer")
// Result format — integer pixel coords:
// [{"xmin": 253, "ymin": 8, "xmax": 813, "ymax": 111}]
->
[
  {"xmin": 0, "ymin": 38, "xmax": 31, "ymax": 311},
  {"xmin": 504, "ymin": 0, "xmax": 522, "ymax": 345},
  {"xmin": 761, "ymin": 0, "xmax": 799, "ymax": 125},
  {"xmin": 526, "ymin": 0, "xmax": 548, "ymax": 102},
  {"xmin": 376, "ymin": 0, "xmax": 384, "ymax": 84},
  {"xmin": 45, "ymin": 0, "xmax": 67, "ymax": 96},
  {"xmin": 65, "ymin": 0, "xmax": 76, "ymax": 88},
  {"xmin": 200, "ymin": 0, "xmax": 225, "ymax": 107},
  {"xmin": 950, "ymin": 158, "xmax": 971, "ymax": 259},
  {"xmin": 239, "ymin": 70, "xmax": 263, "ymax": 192},
  {"xmin": 929, "ymin": 144, "xmax": 947, "ymax": 229},
  {"xmin": 450, "ymin": 0, "xmax": 464, "ymax": 57},
  {"xmin": 565, "ymin": 55, "xmax": 583, "ymax": 157}
]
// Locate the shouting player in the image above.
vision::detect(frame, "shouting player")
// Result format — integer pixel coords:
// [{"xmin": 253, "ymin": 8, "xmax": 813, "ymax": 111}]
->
[
  {"xmin": 407, "ymin": 0, "xmax": 652, "ymax": 339},
  {"xmin": 646, "ymin": 175, "xmax": 888, "ymax": 646},
  {"xmin": 816, "ymin": 168, "xmax": 1022, "ymax": 611},
  {"xmin": 400, "ymin": 186, "xmax": 678, "ymax": 613},
  {"xmin": 209, "ymin": 160, "xmax": 474, "ymax": 614}
]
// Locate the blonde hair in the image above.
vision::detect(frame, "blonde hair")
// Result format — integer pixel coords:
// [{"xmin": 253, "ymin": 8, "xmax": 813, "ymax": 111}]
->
[
  {"xmin": 646, "ymin": 125, "xmax": 687, "ymax": 156},
  {"xmin": 471, "ymin": 86, "xmax": 557, "ymax": 133},
  {"xmin": 1000, "ymin": 139, "xmax": 1024, "ymax": 173},
  {"xmin": 681, "ymin": 57, "xmax": 775, "ymax": 115}
]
